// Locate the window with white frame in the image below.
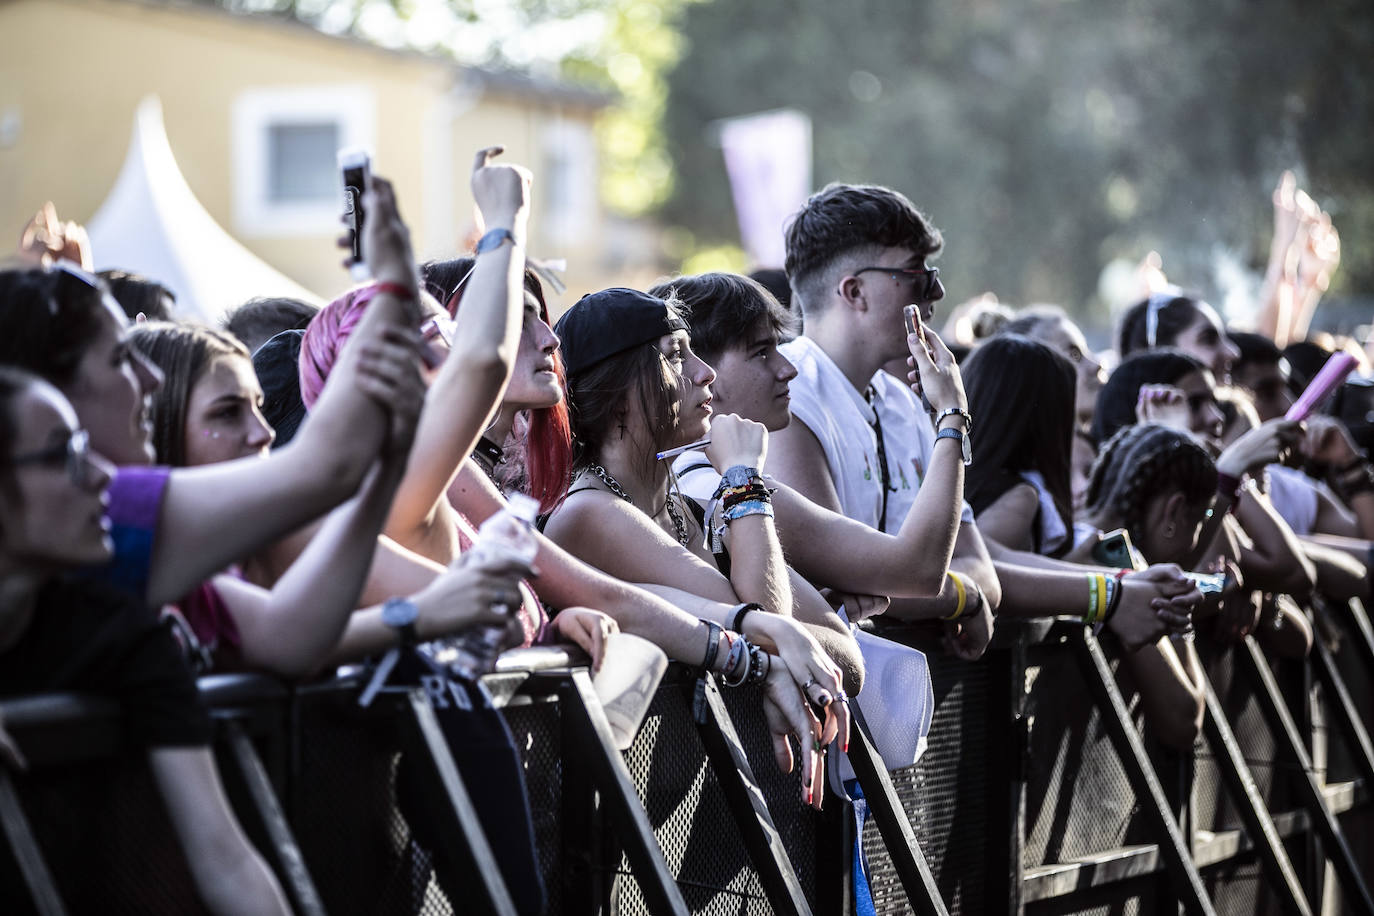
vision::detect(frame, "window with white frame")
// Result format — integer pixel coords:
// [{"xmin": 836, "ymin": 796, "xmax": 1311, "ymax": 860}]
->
[
  {"xmin": 232, "ymin": 86, "xmax": 375, "ymax": 237},
  {"xmin": 542, "ymin": 118, "xmax": 596, "ymax": 245}
]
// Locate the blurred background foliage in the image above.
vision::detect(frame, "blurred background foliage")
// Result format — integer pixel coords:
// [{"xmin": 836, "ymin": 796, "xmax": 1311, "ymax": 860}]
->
[
  {"xmin": 227, "ymin": 0, "xmax": 1372, "ymax": 328},
  {"xmin": 660, "ymin": 0, "xmax": 1374, "ymax": 327}
]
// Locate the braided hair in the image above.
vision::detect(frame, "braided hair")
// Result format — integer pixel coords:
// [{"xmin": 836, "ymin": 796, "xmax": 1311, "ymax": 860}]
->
[{"xmin": 1084, "ymin": 424, "xmax": 1217, "ymax": 553}]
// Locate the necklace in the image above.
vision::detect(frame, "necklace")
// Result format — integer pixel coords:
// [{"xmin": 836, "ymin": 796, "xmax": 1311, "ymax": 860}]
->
[{"xmin": 587, "ymin": 463, "xmax": 689, "ymax": 547}]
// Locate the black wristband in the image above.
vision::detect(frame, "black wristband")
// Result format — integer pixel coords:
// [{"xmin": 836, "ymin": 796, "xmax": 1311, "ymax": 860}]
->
[
  {"xmin": 701, "ymin": 621, "xmax": 722, "ymax": 672},
  {"xmin": 730, "ymin": 602, "xmax": 765, "ymax": 633}
]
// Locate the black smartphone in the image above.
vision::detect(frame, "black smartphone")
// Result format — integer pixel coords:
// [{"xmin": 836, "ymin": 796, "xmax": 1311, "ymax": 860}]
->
[
  {"xmin": 1093, "ymin": 528, "xmax": 1139, "ymax": 570},
  {"xmin": 338, "ymin": 148, "xmax": 370, "ymax": 279}
]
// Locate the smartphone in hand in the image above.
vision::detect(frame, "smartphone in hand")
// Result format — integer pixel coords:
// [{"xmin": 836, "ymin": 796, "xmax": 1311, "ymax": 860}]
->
[{"xmin": 338, "ymin": 148, "xmax": 371, "ymax": 280}]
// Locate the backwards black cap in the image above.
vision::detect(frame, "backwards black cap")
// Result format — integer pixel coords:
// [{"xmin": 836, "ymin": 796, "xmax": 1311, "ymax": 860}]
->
[{"xmin": 554, "ymin": 288, "xmax": 688, "ymax": 377}]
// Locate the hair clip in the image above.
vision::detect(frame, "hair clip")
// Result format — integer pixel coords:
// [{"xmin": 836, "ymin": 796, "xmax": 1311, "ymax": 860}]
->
[{"xmin": 1143, "ymin": 287, "xmax": 1183, "ymax": 349}]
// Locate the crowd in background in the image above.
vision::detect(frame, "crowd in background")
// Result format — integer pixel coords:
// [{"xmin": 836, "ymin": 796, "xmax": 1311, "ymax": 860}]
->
[{"xmin": 1, "ymin": 146, "xmax": 1370, "ymax": 914}]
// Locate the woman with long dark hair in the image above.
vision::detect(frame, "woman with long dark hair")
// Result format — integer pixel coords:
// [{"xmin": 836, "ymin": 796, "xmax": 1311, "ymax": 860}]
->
[
  {"xmin": 542, "ymin": 287, "xmax": 855, "ymax": 807},
  {"xmin": 961, "ymin": 335, "xmax": 1076, "ymax": 556}
]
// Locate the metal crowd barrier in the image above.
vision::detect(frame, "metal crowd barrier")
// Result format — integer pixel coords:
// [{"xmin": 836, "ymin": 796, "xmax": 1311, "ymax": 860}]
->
[{"xmin": 3, "ymin": 602, "xmax": 1373, "ymax": 914}]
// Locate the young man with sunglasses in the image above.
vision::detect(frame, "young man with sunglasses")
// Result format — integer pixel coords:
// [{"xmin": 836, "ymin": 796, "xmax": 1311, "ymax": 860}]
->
[{"xmin": 771, "ymin": 182, "xmax": 1202, "ymax": 654}]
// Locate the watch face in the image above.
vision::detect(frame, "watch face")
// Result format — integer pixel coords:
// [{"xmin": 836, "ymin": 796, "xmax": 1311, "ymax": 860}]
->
[{"xmin": 382, "ymin": 598, "xmax": 419, "ymax": 628}]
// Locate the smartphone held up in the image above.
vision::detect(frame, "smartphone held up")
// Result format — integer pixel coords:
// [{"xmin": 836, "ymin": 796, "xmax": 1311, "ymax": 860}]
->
[{"xmin": 338, "ymin": 148, "xmax": 371, "ymax": 280}]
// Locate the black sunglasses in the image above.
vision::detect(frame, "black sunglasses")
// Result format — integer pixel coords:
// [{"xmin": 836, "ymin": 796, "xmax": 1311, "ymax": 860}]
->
[{"xmin": 852, "ymin": 265, "xmax": 941, "ymax": 301}]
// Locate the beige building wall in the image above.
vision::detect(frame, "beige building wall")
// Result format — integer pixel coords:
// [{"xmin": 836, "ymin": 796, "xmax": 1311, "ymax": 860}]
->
[{"xmin": 0, "ymin": 0, "xmax": 612, "ymax": 307}]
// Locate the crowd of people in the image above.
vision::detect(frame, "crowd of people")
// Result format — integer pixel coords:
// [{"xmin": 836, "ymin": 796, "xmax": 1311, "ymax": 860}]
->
[{"xmin": 1, "ymin": 145, "xmax": 1370, "ymax": 913}]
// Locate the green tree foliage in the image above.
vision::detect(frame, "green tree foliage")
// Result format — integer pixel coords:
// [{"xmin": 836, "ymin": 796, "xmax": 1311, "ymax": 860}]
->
[{"xmin": 661, "ymin": 0, "xmax": 1374, "ymax": 322}]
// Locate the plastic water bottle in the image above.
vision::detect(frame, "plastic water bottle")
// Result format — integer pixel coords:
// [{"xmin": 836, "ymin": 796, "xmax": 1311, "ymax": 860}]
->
[{"xmin": 447, "ymin": 492, "xmax": 540, "ymax": 679}]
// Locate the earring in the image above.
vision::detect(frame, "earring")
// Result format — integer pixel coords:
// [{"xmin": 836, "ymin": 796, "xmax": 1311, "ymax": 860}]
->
[{"xmin": 1163, "ymin": 523, "xmax": 1176, "ymax": 539}]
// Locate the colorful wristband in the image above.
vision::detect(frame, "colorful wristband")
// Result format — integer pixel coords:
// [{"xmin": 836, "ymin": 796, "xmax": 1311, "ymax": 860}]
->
[{"xmin": 943, "ymin": 571, "xmax": 968, "ymax": 621}]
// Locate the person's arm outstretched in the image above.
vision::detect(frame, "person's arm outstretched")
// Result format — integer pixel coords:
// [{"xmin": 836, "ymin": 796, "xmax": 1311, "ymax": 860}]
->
[
  {"xmin": 145, "ymin": 175, "xmax": 422, "ymax": 607},
  {"xmin": 383, "ymin": 148, "xmax": 530, "ymax": 558}
]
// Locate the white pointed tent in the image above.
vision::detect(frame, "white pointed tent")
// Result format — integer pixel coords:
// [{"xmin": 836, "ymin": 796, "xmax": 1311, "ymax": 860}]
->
[{"xmin": 87, "ymin": 96, "xmax": 323, "ymax": 323}]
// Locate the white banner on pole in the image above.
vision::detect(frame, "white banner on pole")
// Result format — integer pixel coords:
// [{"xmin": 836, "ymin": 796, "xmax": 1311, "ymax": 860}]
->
[{"xmin": 717, "ymin": 109, "xmax": 812, "ymax": 269}]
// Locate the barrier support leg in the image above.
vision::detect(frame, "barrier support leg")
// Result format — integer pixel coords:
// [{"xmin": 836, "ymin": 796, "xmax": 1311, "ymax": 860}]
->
[
  {"xmin": 0, "ymin": 768, "xmax": 66, "ymax": 916},
  {"xmin": 217, "ymin": 721, "xmax": 326, "ymax": 916},
  {"xmin": 1068, "ymin": 628, "xmax": 1217, "ymax": 916},
  {"xmin": 1309, "ymin": 636, "xmax": 1374, "ymax": 786},
  {"xmin": 1235, "ymin": 636, "xmax": 1374, "ymax": 916},
  {"xmin": 841, "ymin": 698, "xmax": 949, "ymax": 916},
  {"xmin": 1199, "ymin": 676, "xmax": 1313, "ymax": 916},
  {"xmin": 559, "ymin": 669, "xmax": 689, "ymax": 916},
  {"xmin": 693, "ymin": 674, "xmax": 813, "ymax": 916},
  {"xmin": 395, "ymin": 689, "xmax": 519, "ymax": 916}
]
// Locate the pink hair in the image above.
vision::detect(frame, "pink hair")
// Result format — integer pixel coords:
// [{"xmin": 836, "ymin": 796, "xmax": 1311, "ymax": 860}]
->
[{"xmin": 299, "ymin": 285, "xmax": 378, "ymax": 410}]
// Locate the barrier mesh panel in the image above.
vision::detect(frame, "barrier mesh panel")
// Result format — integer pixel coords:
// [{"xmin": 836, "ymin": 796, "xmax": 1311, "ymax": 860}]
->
[
  {"xmin": 1023, "ymin": 641, "xmax": 1148, "ymax": 867},
  {"xmin": 1192, "ymin": 636, "xmax": 1287, "ymax": 834},
  {"xmin": 8, "ymin": 752, "xmax": 204, "ymax": 914},
  {"xmin": 1201, "ymin": 852, "xmax": 1270, "ymax": 916},
  {"xmin": 862, "ymin": 651, "xmax": 990, "ymax": 915},
  {"xmin": 291, "ymin": 690, "xmax": 450, "ymax": 915},
  {"xmin": 720, "ymin": 686, "xmax": 820, "ymax": 900},
  {"xmin": 502, "ymin": 699, "xmax": 565, "ymax": 915},
  {"xmin": 607, "ymin": 679, "xmax": 771, "ymax": 915}
]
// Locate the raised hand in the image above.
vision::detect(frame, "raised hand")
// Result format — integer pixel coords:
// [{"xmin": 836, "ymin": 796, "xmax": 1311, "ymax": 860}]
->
[
  {"xmin": 1135, "ymin": 385, "xmax": 1190, "ymax": 430},
  {"xmin": 1302, "ymin": 415, "xmax": 1361, "ymax": 468},
  {"xmin": 355, "ymin": 176, "xmax": 420, "ymax": 304},
  {"xmin": 905, "ymin": 308, "xmax": 967, "ymax": 416},
  {"xmin": 470, "ymin": 146, "xmax": 532, "ymax": 237},
  {"xmin": 17, "ymin": 202, "xmax": 92, "ymax": 270},
  {"xmin": 354, "ymin": 325, "xmax": 427, "ymax": 461},
  {"xmin": 705, "ymin": 412, "xmax": 768, "ymax": 472},
  {"xmin": 1216, "ymin": 418, "xmax": 1303, "ymax": 478}
]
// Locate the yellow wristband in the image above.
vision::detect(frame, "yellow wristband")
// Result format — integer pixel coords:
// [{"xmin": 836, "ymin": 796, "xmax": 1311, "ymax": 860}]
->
[
  {"xmin": 1084, "ymin": 573, "xmax": 1100, "ymax": 625},
  {"xmin": 944, "ymin": 572, "xmax": 968, "ymax": 621},
  {"xmin": 1095, "ymin": 575, "xmax": 1107, "ymax": 625}
]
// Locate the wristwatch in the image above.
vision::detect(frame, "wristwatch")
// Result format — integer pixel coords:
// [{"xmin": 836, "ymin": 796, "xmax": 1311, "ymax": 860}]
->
[
  {"xmin": 381, "ymin": 597, "xmax": 420, "ymax": 647},
  {"xmin": 935, "ymin": 407, "xmax": 972, "ymax": 433},
  {"xmin": 936, "ymin": 426, "xmax": 971, "ymax": 466}
]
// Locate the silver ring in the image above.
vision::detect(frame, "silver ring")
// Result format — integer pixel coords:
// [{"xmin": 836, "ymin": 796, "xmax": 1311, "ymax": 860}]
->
[{"xmin": 802, "ymin": 677, "xmax": 818, "ymax": 693}]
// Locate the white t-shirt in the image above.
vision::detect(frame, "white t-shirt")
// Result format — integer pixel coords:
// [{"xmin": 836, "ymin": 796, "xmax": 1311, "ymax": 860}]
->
[
  {"xmin": 1266, "ymin": 464, "xmax": 1321, "ymax": 536},
  {"xmin": 777, "ymin": 335, "xmax": 888, "ymax": 529},
  {"xmin": 777, "ymin": 336, "xmax": 973, "ymax": 532},
  {"xmin": 867, "ymin": 368, "xmax": 975, "ymax": 530}
]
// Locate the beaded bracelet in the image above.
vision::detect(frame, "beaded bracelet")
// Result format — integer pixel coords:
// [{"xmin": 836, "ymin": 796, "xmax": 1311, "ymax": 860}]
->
[
  {"xmin": 746, "ymin": 643, "xmax": 770, "ymax": 685},
  {"xmin": 723, "ymin": 499, "xmax": 774, "ymax": 523},
  {"xmin": 943, "ymin": 571, "xmax": 967, "ymax": 621}
]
